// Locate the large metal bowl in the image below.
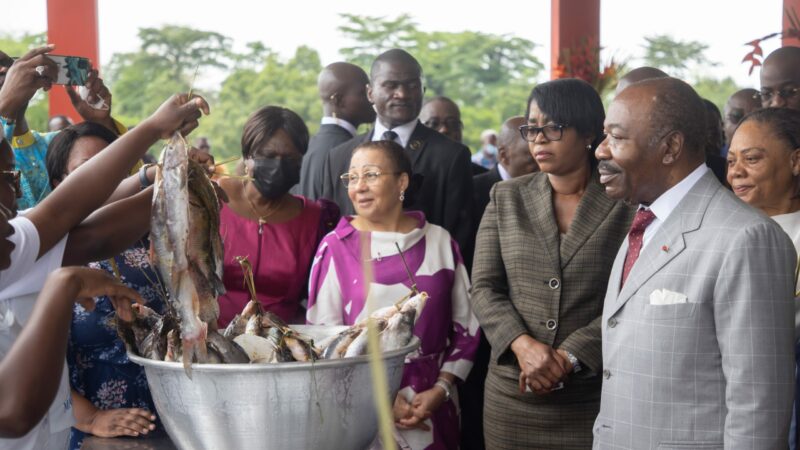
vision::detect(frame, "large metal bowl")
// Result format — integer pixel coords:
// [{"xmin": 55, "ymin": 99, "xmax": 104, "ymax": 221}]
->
[{"xmin": 129, "ymin": 325, "xmax": 419, "ymax": 450}]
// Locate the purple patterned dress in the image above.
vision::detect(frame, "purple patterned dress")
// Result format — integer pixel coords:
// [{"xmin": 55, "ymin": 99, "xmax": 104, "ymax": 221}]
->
[{"xmin": 307, "ymin": 212, "xmax": 480, "ymax": 450}]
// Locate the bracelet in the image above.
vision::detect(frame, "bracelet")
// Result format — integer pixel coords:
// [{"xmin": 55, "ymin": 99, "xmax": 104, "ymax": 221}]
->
[
  {"xmin": 435, "ymin": 378, "xmax": 453, "ymax": 402},
  {"xmin": 139, "ymin": 163, "xmax": 156, "ymax": 189}
]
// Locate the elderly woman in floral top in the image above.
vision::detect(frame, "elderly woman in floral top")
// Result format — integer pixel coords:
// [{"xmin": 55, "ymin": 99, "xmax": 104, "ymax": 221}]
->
[
  {"xmin": 46, "ymin": 122, "xmax": 163, "ymax": 450},
  {"xmin": 307, "ymin": 140, "xmax": 480, "ymax": 450}
]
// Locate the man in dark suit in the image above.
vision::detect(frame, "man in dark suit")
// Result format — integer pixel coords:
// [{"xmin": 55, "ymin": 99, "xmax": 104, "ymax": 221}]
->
[
  {"xmin": 419, "ymin": 96, "xmax": 487, "ymax": 175},
  {"xmin": 473, "ymin": 115, "xmax": 538, "ymax": 219},
  {"xmin": 297, "ymin": 62, "xmax": 375, "ymax": 198},
  {"xmin": 320, "ymin": 49, "xmax": 475, "ymax": 256}
]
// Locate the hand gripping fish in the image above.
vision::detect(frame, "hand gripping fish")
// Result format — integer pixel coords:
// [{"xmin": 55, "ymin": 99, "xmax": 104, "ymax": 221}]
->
[{"xmin": 150, "ymin": 132, "xmax": 225, "ymax": 376}]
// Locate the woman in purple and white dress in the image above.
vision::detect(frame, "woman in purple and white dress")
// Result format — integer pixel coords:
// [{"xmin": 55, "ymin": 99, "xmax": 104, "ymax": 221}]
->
[{"xmin": 307, "ymin": 140, "xmax": 480, "ymax": 449}]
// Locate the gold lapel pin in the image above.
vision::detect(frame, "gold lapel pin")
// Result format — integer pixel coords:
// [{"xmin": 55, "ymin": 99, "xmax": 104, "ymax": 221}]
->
[{"xmin": 409, "ymin": 140, "xmax": 422, "ymax": 150}]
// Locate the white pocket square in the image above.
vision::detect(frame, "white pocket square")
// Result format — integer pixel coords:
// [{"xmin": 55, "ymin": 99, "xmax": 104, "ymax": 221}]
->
[{"xmin": 649, "ymin": 289, "xmax": 688, "ymax": 305}]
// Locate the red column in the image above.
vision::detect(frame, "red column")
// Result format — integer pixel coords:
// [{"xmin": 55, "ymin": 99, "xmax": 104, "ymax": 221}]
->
[
  {"xmin": 46, "ymin": 0, "xmax": 99, "ymax": 122},
  {"xmin": 784, "ymin": 0, "xmax": 800, "ymax": 46},
  {"xmin": 551, "ymin": 0, "xmax": 601, "ymax": 80}
]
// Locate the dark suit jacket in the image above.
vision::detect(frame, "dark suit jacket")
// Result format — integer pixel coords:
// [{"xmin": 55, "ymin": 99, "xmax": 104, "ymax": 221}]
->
[
  {"xmin": 296, "ymin": 124, "xmax": 354, "ymax": 199},
  {"xmin": 473, "ymin": 165, "xmax": 502, "ymax": 222},
  {"xmin": 706, "ymin": 153, "xmax": 727, "ymax": 186},
  {"xmin": 471, "ymin": 162, "xmax": 489, "ymax": 175},
  {"xmin": 320, "ymin": 121, "xmax": 475, "ymax": 256}
]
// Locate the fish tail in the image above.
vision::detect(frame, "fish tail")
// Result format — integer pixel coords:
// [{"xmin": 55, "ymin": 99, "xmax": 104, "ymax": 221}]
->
[{"xmin": 181, "ymin": 321, "xmax": 208, "ymax": 378}]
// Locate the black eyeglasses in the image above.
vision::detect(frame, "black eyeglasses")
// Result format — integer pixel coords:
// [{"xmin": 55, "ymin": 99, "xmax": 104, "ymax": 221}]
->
[
  {"xmin": 757, "ymin": 87, "xmax": 800, "ymax": 103},
  {"xmin": 518, "ymin": 124, "xmax": 567, "ymax": 142},
  {"xmin": 423, "ymin": 118, "xmax": 463, "ymax": 131},
  {"xmin": 0, "ymin": 170, "xmax": 20, "ymax": 198}
]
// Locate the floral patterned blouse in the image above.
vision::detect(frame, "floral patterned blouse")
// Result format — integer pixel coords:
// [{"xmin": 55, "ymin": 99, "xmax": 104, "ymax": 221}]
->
[{"xmin": 66, "ymin": 237, "xmax": 166, "ymax": 449}]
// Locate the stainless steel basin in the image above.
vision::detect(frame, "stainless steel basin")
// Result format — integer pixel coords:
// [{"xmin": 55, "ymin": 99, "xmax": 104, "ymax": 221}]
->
[{"xmin": 129, "ymin": 325, "xmax": 419, "ymax": 450}]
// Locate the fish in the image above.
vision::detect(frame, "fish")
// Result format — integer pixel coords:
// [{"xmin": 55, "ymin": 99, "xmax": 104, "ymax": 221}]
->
[
  {"xmin": 344, "ymin": 319, "xmax": 386, "ymax": 358},
  {"xmin": 379, "ymin": 309, "xmax": 415, "ymax": 351},
  {"xmin": 207, "ymin": 330, "xmax": 250, "ymax": 364},
  {"xmin": 222, "ymin": 301, "xmax": 263, "ymax": 339},
  {"xmin": 117, "ymin": 304, "xmax": 174, "ymax": 361},
  {"xmin": 245, "ymin": 314, "xmax": 262, "ymax": 336},
  {"xmin": 150, "ymin": 133, "xmax": 225, "ymax": 375},
  {"xmin": 233, "ymin": 333, "xmax": 277, "ymax": 363},
  {"xmin": 164, "ymin": 329, "xmax": 183, "ymax": 363},
  {"xmin": 321, "ymin": 328, "xmax": 363, "ymax": 359},
  {"xmin": 284, "ymin": 335, "xmax": 317, "ymax": 362}
]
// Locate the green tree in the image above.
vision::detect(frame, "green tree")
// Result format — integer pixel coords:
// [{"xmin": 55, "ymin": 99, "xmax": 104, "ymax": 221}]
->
[
  {"xmin": 693, "ymin": 76, "xmax": 740, "ymax": 112},
  {"xmin": 337, "ymin": 14, "xmax": 543, "ymax": 150},
  {"xmin": 642, "ymin": 34, "xmax": 713, "ymax": 79},
  {"xmin": 197, "ymin": 45, "xmax": 323, "ymax": 160},
  {"xmin": 338, "ymin": 13, "xmax": 418, "ymax": 69},
  {"xmin": 106, "ymin": 25, "xmax": 232, "ymax": 127},
  {"xmin": 0, "ymin": 32, "xmax": 49, "ymax": 131}
]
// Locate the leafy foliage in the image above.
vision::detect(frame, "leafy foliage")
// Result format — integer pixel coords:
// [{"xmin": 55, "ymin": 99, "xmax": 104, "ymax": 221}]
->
[
  {"xmin": 642, "ymin": 34, "xmax": 714, "ymax": 79},
  {"xmin": 4, "ymin": 23, "xmax": 742, "ymax": 155},
  {"xmin": 0, "ymin": 32, "xmax": 49, "ymax": 131}
]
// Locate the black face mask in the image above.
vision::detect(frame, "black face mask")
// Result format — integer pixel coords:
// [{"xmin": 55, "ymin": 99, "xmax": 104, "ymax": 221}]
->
[{"xmin": 250, "ymin": 157, "xmax": 300, "ymax": 199}]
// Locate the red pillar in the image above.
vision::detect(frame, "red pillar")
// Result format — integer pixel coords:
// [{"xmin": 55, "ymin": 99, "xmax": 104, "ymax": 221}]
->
[
  {"xmin": 784, "ymin": 0, "xmax": 800, "ymax": 46},
  {"xmin": 551, "ymin": 0, "xmax": 601, "ymax": 80},
  {"xmin": 46, "ymin": 0, "xmax": 99, "ymax": 122}
]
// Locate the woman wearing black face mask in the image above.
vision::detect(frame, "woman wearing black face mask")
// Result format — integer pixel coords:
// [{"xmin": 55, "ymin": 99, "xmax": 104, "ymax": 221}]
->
[{"xmin": 216, "ymin": 106, "xmax": 339, "ymax": 326}]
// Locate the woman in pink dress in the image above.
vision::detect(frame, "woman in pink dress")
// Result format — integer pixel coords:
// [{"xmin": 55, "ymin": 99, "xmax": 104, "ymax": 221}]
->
[
  {"xmin": 217, "ymin": 106, "xmax": 338, "ymax": 326},
  {"xmin": 307, "ymin": 140, "xmax": 480, "ymax": 449}
]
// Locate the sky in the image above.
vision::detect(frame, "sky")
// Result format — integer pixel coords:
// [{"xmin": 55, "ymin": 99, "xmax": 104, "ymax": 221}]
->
[{"xmin": 4, "ymin": 0, "xmax": 785, "ymax": 90}]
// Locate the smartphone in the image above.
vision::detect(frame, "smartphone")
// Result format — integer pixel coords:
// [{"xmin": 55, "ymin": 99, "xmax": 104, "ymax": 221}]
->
[{"xmin": 46, "ymin": 55, "xmax": 91, "ymax": 86}]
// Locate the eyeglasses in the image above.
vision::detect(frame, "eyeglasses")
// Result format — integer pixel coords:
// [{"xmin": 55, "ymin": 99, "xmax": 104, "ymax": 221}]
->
[
  {"xmin": 340, "ymin": 171, "xmax": 398, "ymax": 188},
  {"xmin": 518, "ymin": 123, "xmax": 567, "ymax": 142},
  {"xmin": 0, "ymin": 170, "xmax": 20, "ymax": 198},
  {"xmin": 423, "ymin": 118, "xmax": 463, "ymax": 131},
  {"xmin": 756, "ymin": 87, "xmax": 800, "ymax": 103}
]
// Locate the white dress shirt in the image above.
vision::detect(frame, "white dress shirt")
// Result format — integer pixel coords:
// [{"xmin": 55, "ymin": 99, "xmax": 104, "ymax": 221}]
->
[
  {"xmin": 372, "ymin": 119, "xmax": 418, "ymax": 148},
  {"xmin": 640, "ymin": 164, "xmax": 709, "ymax": 248},
  {"xmin": 497, "ymin": 163, "xmax": 511, "ymax": 181},
  {"xmin": 321, "ymin": 116, "xmax": 357, "ymax": 137}
]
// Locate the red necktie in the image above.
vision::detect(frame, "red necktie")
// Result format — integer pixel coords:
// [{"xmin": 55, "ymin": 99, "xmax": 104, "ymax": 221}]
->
[{"xmin": 621, "ymin": 208, "xmax": 657, "ymax": 287}]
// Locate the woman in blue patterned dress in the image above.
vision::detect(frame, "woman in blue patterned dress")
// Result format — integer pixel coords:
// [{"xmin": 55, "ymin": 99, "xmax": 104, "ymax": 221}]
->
[{"xmin": 46, "ymin": 122, "xmax": 164, "ymax": 449}]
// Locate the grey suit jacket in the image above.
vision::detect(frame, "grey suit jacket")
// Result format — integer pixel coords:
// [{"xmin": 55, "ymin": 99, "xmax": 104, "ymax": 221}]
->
[
  {"xmin": 593, "ymin": 171, "xmax": 797, "ymax": 450},
  {"xmin": 471, "ymin": 172, "xmax": 633, "ymax": 403}
]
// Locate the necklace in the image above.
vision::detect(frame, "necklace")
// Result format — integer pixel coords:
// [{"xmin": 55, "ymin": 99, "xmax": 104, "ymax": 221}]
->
[{"xmin": 242, "ymin": 181, "xmax": 287, "ymax": 233}]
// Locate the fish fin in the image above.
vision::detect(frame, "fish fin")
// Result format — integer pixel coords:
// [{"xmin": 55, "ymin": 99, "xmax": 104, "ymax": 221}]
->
[{"xmin": 181, "ymin": 321, "xmax": 208, "ymax": 378}]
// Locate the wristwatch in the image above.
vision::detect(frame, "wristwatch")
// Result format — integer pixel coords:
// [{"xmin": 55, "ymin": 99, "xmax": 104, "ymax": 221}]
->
[{"xmin": 565, "ymin": 351, "xmax": 582, "ymax": 373}]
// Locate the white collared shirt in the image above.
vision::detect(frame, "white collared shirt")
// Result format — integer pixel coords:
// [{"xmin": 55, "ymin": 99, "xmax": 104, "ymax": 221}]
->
[
  {"xmin": 639, "ymin": 164, "xmax": 709, "ymax": 248},
  {"xmin": 372, "ymin": 119, "xmax": 418, "ymax": 148},
  {"xmin": 320, "ymin": 116, "xmax": 357, "ymax": 137},
  {"xmin": 497, "ymin": 163, "xmax": 511, "ymax": 181}
]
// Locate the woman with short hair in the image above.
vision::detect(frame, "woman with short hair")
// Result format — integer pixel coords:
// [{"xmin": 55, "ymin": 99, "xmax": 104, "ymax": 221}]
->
[
  {"xmin": 216, "ymin": 106, "xmax": 339, "ymax": 326},
  {"xmin": 471, "ymin": 78, "xmax": 634, "ymax": 448}
]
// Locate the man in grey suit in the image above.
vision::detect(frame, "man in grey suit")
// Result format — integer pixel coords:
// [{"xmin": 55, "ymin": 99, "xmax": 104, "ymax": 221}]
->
[
  {"xmin": 593, "ymin": 77, "xmax": 797, "ymax": 449},
  {"xmin": 296, "ymin": 62, "xmax": 375, "ymax": 198}
]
